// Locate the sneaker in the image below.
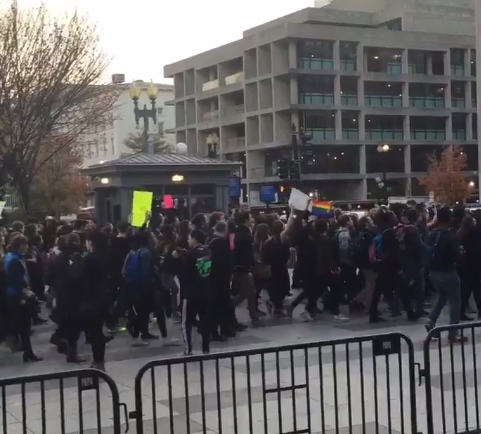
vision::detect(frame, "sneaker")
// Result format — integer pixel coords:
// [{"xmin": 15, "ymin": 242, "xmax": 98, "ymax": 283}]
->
[
  {"xmin": 234, "ymin": 322, "xmax": 248, "ymax": 332},
  {"xmin": 90, "ymin": 361, "xmax": 106, "ymax": 372},
  {"xmin": 131, "ymin": 337, "xmax": 149, "ymax": 347},
  {"xmin": 273, "ymin": 309, "xmax": 287, "ymax": 318},
  {"xmin": 266, "ymin": 301, "xmax": 273, "ymax": 316},
  {"xmin": 106, "ymin": 328, "xmax": 117, "ymax": 334},
  {"xmin": 184, "ymin": 348, "xmax": 193, "ymax": 356},
  {"xmin": 449, "ymin": 334, "xmax": 468, "ymax": 344},
  {"xmin": 256, "ymin": 309, "xmax": 267, "ymax": 317},
  {"xmin": 162, "ymin": 337, "xmax": 181, "ymax": 346},
  {"xmin": 301, "ymin": 310, "xmax": 314, "ymax": 322},
  {"xmin": 334, "ymin": 314, "xmax": 349, "ymax": 322},
  {"xmin": 141, "ymin": 333, "xmax": 159, "ymax": 340}
]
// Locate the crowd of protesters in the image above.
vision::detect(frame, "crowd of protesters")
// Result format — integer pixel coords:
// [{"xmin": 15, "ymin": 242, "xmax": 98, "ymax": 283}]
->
[{"xmin": 0, "ymin": 200, "xmax": 476, "ymax": 370}]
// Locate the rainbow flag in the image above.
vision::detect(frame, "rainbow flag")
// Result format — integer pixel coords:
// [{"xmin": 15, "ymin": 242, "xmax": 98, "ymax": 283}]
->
[{"xmin": 310, "ymin": 200, "xmax": 334, "ymax": 217}]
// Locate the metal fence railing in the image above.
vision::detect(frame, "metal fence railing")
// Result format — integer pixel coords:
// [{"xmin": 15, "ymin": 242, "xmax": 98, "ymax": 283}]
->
[
  {"xmin": 5, "ymin": 323, "xmax": 481, "ymax": 434},
  {"xmin": 0, "ymin": 368, "xmax": 128, "ymax": 434},
  {"xmin": 423, "ymin": 321, "xmax": 481, "ymax": 434},
  {"xmin": 131, "ymin": 332, "xmax": 418, "ymax": 434}
]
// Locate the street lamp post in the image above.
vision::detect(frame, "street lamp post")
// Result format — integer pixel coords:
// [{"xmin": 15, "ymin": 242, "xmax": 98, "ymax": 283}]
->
[
  {"xmin": 376, "ymin": 143, "xmax": 390, "ymax": 201},
  {"xmin": 129, "ymin": 81, "xmax": 158, "ymax": 154},
  {"xmin": 206, "ymin": 132, "xmax": 219, "ymax": 158}
]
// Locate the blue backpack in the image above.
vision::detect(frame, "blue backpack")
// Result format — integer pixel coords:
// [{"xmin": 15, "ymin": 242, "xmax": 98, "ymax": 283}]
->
[
  {"xmin": 124, "ymin": 249, "xmax": 145, "ymax": 284},
  {"xmin": 373, "ymin": 229, "xmax": 391, "ymax": 260}
]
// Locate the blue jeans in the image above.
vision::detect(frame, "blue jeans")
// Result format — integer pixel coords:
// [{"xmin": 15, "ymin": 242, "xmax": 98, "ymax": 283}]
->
[
  {"xmin": 429, "ymin": 271, "xmax": 461, "ymax": 334},
  {"xmin": 404, "ymin": 265, "xmax": 425, "ymax": 313}
]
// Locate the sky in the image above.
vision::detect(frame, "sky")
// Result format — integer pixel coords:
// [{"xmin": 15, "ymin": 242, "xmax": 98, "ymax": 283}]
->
[{"xmin": 17, "ymin": 0, "xmax": 326, "ymax": 83}]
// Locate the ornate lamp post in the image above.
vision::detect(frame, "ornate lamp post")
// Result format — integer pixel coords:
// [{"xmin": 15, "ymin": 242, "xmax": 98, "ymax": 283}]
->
[
  {"xmin": 206, "ymin": 132, "xmax": 219, "ymax": 158},
  {"xmin": 129, "ymin": 81, "xmax": 158, "ymax": 154}
]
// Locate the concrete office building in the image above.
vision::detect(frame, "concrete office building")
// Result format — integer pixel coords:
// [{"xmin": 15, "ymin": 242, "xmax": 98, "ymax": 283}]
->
[{"xmin": 164, "ymin": 0, "xmax": 479, "ymax": 203}]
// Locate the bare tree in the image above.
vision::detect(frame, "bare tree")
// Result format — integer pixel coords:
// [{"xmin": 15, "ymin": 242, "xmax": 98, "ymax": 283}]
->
[{"xmin": 0, "ymin": 1, "xmax": 119, "ymax": 212}]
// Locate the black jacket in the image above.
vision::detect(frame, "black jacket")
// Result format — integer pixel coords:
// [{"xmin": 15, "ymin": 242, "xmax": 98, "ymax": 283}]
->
[
  {"xmin": 233, "ymin": 225, "xmax": 255, "ymax": 270},
  {"xmin": 208, "ymin": 234, "xmax": 232, "ymax": 284},
  {"xmin": 181, "ymin": 244, "xmax": 212, "ymax": 300}
]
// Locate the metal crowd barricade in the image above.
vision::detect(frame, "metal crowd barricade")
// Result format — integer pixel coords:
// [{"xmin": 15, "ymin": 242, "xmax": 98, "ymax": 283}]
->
[
  {"xmin": 131, "ymin": 332, "xmax": 418, "ymax": 434},
  {"xmin": 0, "ymin": 368, "xmax": 128, "ymax": 434},
  {"xmin": 422, "ymin": 321, "xmax": 481, "ymax": 434}
]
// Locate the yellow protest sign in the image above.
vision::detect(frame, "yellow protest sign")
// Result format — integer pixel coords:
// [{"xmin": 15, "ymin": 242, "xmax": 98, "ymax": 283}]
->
[{"xmin": 131, "ymin": 191, "xmax": 153, "ymax": 227}]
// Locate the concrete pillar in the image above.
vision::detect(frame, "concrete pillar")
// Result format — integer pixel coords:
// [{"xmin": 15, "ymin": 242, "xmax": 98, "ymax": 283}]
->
[
  {"xmin": 405, "ymin": 178, "xmax": 412, "ymax": 196},
  {"xmin": 290, "ymin": 77, "xmax": 298, "ymax": 104},
  {"xmin": 360, "ymin": 179, "xmax": 368, "ymax": 200},
  {"xmin": 466, "ymin": 81, "xmax": 472, "ymax": 109},
  {"xmin": 334, "ymin": 75, "xmax": 341, "ymax": 105},
  {"xmin": 402, "ymin": 82, "xmax": 409, "ymax": 107},
  {"xmin": 291, "ymin": 111, "xmax": 300, "ymax": 132},
  {"xmin": 333, "ymin": 40, "xmax": 340, "ymax": 71},
  {"xmin": 359, "ymin": 112, "xmax": 366, "ymax": 140},
  {"xmin": 288, "ymin": 41, "xmax": 297, "ymax": 69},
  {"xmin": 444, "ymin": 49, "xmax": 451, "ymax": 76},
  {"xmin": 335, "ymin": 110, "xmax": 342, "ymax": 140},
  {"xmin": 359, "ymin": 144, "xmax": 366, "ymax": 174},
  {"xmin": 465, "ymin": 49, "xmax": 471, "ymax": 77},
  {"xmin": 467, "ymin": 113, "xmax": 474, "ymax": 140},
  {"xmin": 357, "ymin": 77, "xmax": 364, "ymax": 106},
  {"xmin": 404, "ymin": 145, "xmax": 411, "ymax": 174},
  {"xmin": 444, "ymin": 82, "xmax": 452, "ymax": 108},
  {"xmin": 427, "ymin": 53, "xmax": 433, "ymax": 75},
  {"xmin": 357, "ymin": 43, "xmax": 365, "ymax": 72},
  {"xmin": 446, "ymin": 115, "xmax": 453, "ymax": 141},
  {"xmin": 403, "ymin": 115, "xmax": 411, "ymax": 140},
  {"xmin": 402, "ymin": 49, "xmax": 409, "ymax": 74}
]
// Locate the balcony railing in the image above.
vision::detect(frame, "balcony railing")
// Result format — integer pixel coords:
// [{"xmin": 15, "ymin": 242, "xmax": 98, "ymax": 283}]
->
[
  {"xmin": 222, "ymin": 105, "xmax": 244, "ymax": 117},
  {"xmin": 299, "ymin": 93, "xmax": 334, "ymax": 105},
  {"xmin": 410, "ymin": 130, "xmax": 446, "ymax": 140},
  {"xmin": 452, "ymin": 97, "xmax": 465, "ymax": 108},
  {"xmin": 201, "ymin": 79, "xmax": 219, "ymax": 92},
  {"xmin": 409, "ymin": 97, "xmax": 445, "ymax": 108},
  {"xmin": 343, "ymin": 129, "xmax": 359, "ymax": 140},
  {"xmin": 451, "ymin": 65, "xmax": 465, "ymax": 76},
  {"xmin": 453, "ymin": 130, "xmax": 467, "ymax": 140},
  {"xmin": 226, "ymin": 137, "xmax": 246, "ymax": 149},
  {"xmin": 366, "ymin": 129, "xmax": 403, "ymax": 140},
  {"xmin": 299, "ymin": 57, "xmax": 334, "ymax": 70},
  {"xmin": 365, "ymin": 95, "xmax": 402, "ymax": 107},
  {"xmin": 224, "ymin": 72, "xmax": 244, "ymax": 86},
  {"xmin": 202, "ymin": 110, "xmax": 220, "ymax": 121},
  {"xmin": 306, "ymin": 128, "xmax": 336, "ymax": 140},
  {"xmin": 341, "ymin": 59, "xmax": 356, "ymax": 71},
  {"xmin": 341, "ymin": 95, "xmax": 358, "ymax": 105}
]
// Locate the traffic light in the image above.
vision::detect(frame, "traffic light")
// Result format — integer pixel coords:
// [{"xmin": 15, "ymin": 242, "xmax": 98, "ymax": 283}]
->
[
  {"xmin": 277, "ymin": 159, "xmax": 289, "ymax": 179},
  {"xmin": 289, "ymin": 160, "xmax": 300, "ymax": 181},
  {"xmin": 299, "ymin": 133, "xmax": 315, "ymax": 174}
]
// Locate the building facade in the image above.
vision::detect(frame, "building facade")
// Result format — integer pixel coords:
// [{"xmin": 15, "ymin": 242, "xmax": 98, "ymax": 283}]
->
[
  {"xmin": 164, "ymin": 0, "xmax": 479, "ymax": 203},
  {"xmin": 82, "ymin": 80, "xmax": 175, "ymax": 168}
]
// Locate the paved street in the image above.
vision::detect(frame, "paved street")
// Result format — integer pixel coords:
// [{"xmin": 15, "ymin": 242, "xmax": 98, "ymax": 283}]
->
[{"xmin": 0, "ymin": 298, "xmax": 478, "ymax": 434}]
